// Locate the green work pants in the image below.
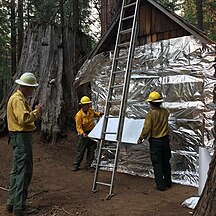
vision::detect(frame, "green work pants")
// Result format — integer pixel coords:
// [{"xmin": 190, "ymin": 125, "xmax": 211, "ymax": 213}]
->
[
  {"xmin": 73, "ymin": 135, "xmax": 97, "ymax": 168},
  {"xmin": 149, "ymin": 136, "xmax": 172, "ymax": 189},
  {"xmin": 7, "ymin": 132, "xmax": 33, "ymax": 211}
]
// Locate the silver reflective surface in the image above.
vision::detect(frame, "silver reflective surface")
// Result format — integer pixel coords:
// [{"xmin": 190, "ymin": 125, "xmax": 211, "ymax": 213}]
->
[{"xmin": 75, "ymin": 36, "xmax": 216, "ymax": 186}]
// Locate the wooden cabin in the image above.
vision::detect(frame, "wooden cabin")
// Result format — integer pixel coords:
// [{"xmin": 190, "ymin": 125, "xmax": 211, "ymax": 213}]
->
[{"xmin": 90, "ymin": 0, "xmax": 215, "ymax": 58}]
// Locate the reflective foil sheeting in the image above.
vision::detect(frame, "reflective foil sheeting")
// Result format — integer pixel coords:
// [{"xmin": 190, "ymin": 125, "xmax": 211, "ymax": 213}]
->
[{"xmin": 75, "ymin": 36, "xmax": 216, "ymax": 187}]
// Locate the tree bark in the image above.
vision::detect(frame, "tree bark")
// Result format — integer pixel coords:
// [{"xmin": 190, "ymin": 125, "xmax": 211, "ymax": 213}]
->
[
  {"xmin": 18, "ymin": 0, "xmax": 24, "ymax": 61},
  {"xmin": 0, "ymin": 24, "xmax": 92, "ymax": 141},
  {"xmin": 196, "ymin": 0, "xmax": 203, "ymax": 31},
  {"xmin": 100, "ymin": 0, "xmax": 122, "ymax": 35},
  {"xmin": 193, "ymin": 57, "xmax": 216, "ymax": 216},
  {"xmin": 72, "ymin": 0, "xmax": 79, "ymax": 29},
  {"xmin": 10, "ymin": 0, "xmax": 16, "ymax": 75},
  {"xmin": 193, "ymin": 150, "xmax": 216, "ymax": 215}
]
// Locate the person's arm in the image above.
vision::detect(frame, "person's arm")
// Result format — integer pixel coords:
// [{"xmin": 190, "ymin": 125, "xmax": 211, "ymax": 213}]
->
[
  {"xmin": 13, "ymin": 98, "xmax": 41, "ymax": 126},
  {"xmin": 35, "ymin": 104, "xmax": 42, "ymax": 113},
  {"xmin": 94, "ymin": 110, "xmax": 103, "ymax": 118},
  {"xmin": 137, "ymin": 114, "xmax": 152, "ymax": 144},
  {"xmin": 75, "ymin": 114, "xmax": 84, "ymax": 136}
]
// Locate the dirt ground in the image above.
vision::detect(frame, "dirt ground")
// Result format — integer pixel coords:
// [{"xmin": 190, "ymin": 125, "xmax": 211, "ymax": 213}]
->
[{"xmin": 0, "ymin": 131, "xmax": 197, "ymax": 216}]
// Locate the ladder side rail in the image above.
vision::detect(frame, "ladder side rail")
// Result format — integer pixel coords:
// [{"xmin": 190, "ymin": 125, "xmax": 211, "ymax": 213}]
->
[
  {"xmin": 92, "ymin": 0, "xmax": 127, "ymax": 193},
  {"xmin": 116, "ymin": 0, "xmax": 140, "ymax": 141},
  {"xmin": 108, "ymin": 0, "xmax": 140, "ymax": 197},
  {"xmin": 108, "ymin": 33, "xmax": 137, "ymax": 194},
  {"xmin": 116, "ymin": 25, "xmax": 137, "ymax": 141},
  {"xmin": 107, "ymin": 28, "xmax": 138, "ymax": 198},
  {"xmin": 93, "ymin": 0, "xmax": 140, "ymax": 197},
  {"xmin": 92, "ymin": 139, "xmax": 105, "ymax": 191},
  {"xmin": 99, "ymin": 0, "xmax": 126, "ymax": 139},
  {"xmin": 108, "ymin": 140, "xmax": 121, "ymax": 196}
]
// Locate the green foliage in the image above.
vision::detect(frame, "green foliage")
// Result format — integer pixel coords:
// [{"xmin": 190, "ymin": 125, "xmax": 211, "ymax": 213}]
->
[
  {"xmin": 26, "ymin": 0, "xmax": 100, "ymax": 42},
  {"xmin": 0, "ymin": 1, "xmax": 10, "ymax": 53},
  {"xmin": 80, "ymin": 0, "xmax": 101, "ymax": 43},
  {"xmin": 28, "ymin": 0, "xmax": 59, "ymax": 23},
  {"xmin": 203, "ymin": 1, "xmax": 216, "ymax": 41},
  {"xmin": 182, "ymin": 0, "xmax": 216, "ymax": 41},
  {"xmin": 0, "ymin": 0, "xmax": 11, "ymax": 80},
  {"xmin": 158, "ymin": 0, "xmax": 216, "ymax": 42},
  {"xmin": 182, "ymin": 0, "xmax": 197, "ymax": 24},
  {"xmin": 157, "ymin": 0, "xmax": 185, "ymax": 12}
]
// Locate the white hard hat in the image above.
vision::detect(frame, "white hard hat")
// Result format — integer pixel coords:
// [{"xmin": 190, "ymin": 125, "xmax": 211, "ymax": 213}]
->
[{"xmin": 15, "ymin": 72, "xmax": 39, "ymax": 87}]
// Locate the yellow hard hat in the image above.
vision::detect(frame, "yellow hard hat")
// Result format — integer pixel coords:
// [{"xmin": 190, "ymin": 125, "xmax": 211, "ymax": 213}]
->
[
  {"xmin": 147, "ymin": 91, "xmax": 163, "ymax": 102},
  {"xmin": 15, "ymin": 72, "xmax": 38, "ymax": 87},
  {"xmin": 80, "ymin": 96, "xmax": 92, "ymax": 105}
]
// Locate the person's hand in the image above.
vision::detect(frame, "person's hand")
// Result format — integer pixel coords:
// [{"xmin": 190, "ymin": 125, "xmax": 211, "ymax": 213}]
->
[
  {"xmin": 137, "ymin": 138, "xmax": 142, "ymax": 144},
  {"xmin": 83, "ymin": 133, "xmax": 88, "ymax": 138},
  {"xmin": 35, "ymin": 103, "xmax": 42, "ymax": 113}
]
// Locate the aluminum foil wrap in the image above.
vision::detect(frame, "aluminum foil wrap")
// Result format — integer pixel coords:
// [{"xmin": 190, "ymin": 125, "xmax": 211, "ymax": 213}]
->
[{"xmin": 75, "ymin": 35, "xmax": 216, "ymax": 186}]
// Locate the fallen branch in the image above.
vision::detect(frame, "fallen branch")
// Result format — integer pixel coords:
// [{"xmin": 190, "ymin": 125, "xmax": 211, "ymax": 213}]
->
[
  {"xmin": 28, "ymin": 189, "xmax": 48, "ymax": 199},
  {"xmin": 0, "ymin": 186, "xmax": 9, "ymax": 192},
  {"xmin": 62, "ymin": 207, "xmax": 71, "ymax": 215},
  {"xmin": 53, "ymin": 206, "xmax": 71, "ymax": 215}
]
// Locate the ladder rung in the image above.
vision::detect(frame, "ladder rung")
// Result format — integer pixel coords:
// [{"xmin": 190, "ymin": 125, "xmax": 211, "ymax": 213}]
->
[
  {"xmin": 110, "ymin": 84, "xmax": 123, "ymax": 88},
  {"xmin": 105, "ymin": 116, "xmax": 118, "ymax": 118},
  {"xmin": 122, "ymin": 15, "xmax": 134, "ymax": 21},
  {"xmin": 120, "ymin": 28, "xmax": 132, "ymax": 34},
  {"xmin": 124, "ymin": 2, "xmax": 136, "ymax": 8},
  {"xmin": 115, "ymin": 56, "xmax": 128, "ymax": 61},
  {"xmin": 99, "ymin": 164, "xmax": 114, "ymax": 169},
  {"xmin": 102, "ymin": 147, "xmax": 117, "ymax": 151},
  {"xmin": 96, "ymin": 181, "xmax": 111, "ymax": 187},
  {"xmin": 107, "ymin": 100, "xmax": 121, "ymax": 104},
  {"xmin": 113, "ymin": 70, "xmax": 125, "ymax": 74},
  {"xmin": 117, "ymin": 42, "xmax": 130, "ymax": 48},
  {"xmin": 102, "ymin": 131, "xmax": 116, "ymax": 135}
]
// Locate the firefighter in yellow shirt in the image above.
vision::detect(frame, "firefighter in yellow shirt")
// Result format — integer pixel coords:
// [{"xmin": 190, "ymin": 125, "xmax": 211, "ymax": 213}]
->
[
  {"xmin": 137, "ymin": 91, "xmax": 172, "ymax": 191},
  {"xmin": 6, "ymin": 72, "xmax": 42, "ymax": 216},
  {"xmin": 72, "ymin": 96, "xmax": 103, "ymax": 171}
]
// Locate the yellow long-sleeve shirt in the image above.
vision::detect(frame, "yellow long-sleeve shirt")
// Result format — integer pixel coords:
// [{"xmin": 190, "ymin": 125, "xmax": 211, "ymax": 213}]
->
[
  {"xmin": 7, "ymin": 90, "xmax": 41, "ymax": 132},
  {"xmin": 75, "ymin": 107, "xmax": 101, "ymax": 135},
  {"xmin": 139, "ymin": 107, "xmax": 169, "ymax": 140}
]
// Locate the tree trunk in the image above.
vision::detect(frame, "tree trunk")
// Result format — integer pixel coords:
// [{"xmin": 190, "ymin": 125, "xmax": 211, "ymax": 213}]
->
[
  {"xmin": 100, "ymin": 0, "xmax": 122, "ymax": 35},
  {"xmin": 196, "ymin": 0, "xmax": 203, "ymax": 31},
  {"xmin": 72, "ymin": 0, "xmax": 79, "ymax": 29},
  {"xmin": 10, "ymin": 0, "xmax": 16, "ymax": 75},
  {"xmin": 193, "ymin": 150, "xmax": 216, "ymax": 215},
  {"xmin": 193, "ymin": 57, "xmax": 216, "ymax": 216},
  {"xmin": 0, "ymin": 24, "xmax": 92, "ymax": 141},
  {"xmin": 18, "ymin": 0, "xmax": 24, "ymax": 61}
]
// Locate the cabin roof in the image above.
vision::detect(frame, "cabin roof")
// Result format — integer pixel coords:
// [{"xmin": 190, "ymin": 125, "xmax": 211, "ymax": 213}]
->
[{"xmin": 89, "ymin": 0, "xmax": 215, "ymax": 59}]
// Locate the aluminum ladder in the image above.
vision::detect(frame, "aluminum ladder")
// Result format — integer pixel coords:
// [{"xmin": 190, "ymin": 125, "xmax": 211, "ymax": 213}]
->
[{"xmin": 92, "ymin": 0, "xmax": 140, "ymax": 199}]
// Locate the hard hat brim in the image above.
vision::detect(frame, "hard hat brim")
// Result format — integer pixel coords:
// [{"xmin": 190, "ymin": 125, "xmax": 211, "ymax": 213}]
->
[
  {"xmin": 148, "ymin": 99, "xmax": 163, "ymax": 102},
  {"xmin": 15, "ymin": 79, "xmax": 39, "ymax": 87},
  {"xmin": 79, "ymin": 101, "xmax": 92, "ymax": 105}
]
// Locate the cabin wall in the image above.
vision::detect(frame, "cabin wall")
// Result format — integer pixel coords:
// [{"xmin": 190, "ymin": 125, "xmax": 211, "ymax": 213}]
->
[{"xmin": 137, "ymin": 2, "xmax": 190, "ymax": 45}]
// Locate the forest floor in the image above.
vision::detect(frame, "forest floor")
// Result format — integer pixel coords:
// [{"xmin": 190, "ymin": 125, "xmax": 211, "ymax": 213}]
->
[{"xmin": 0, "ymin": 130, "xmax": 197, "ymax": 216}]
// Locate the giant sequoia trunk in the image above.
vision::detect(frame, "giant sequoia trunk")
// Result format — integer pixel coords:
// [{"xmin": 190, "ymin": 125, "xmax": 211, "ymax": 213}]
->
[
  {"xmin": 11, "ymin": 0, "xmax": 16, "ymax": 76},
  {"xmin": 193, "ymin": 59, "xmax": 216, "ymax": 216},
  {"xmin": 193, "ymin": 151, "xmax": 216, "ymax": 216},
  {"xmin": 0, "ymin": 24, "xmax": 92, "ymax": 141}
]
